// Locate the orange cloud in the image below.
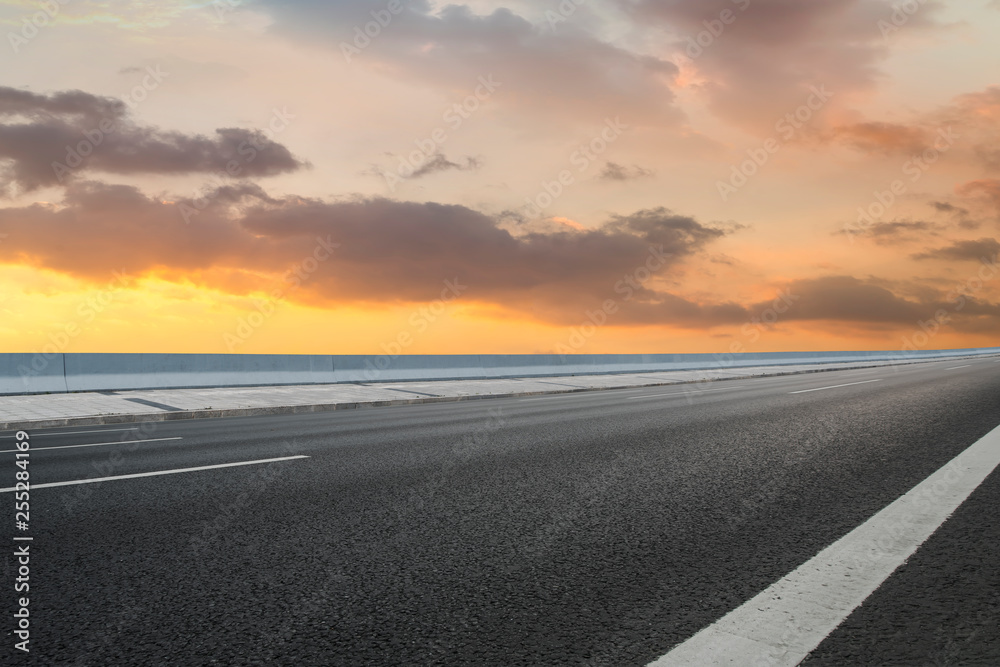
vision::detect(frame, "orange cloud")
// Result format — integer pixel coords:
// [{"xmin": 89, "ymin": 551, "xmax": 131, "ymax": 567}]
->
[
  {"xmin": 958, "ymin": 179, "xmax": 1000, "ymax": 211},
  {"xmin": 827, "ymin": 122, "xmax": 931, "ymax": 155}
]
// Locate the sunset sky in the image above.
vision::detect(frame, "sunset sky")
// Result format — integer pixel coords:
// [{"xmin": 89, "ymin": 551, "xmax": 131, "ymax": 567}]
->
[{"xmin": 1, "ymin": 0, "xmax": 999, "ymax": 355}]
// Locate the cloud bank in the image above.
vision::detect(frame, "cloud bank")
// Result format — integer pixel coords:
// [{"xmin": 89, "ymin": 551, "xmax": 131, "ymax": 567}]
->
[{"xmin": 0, "ymin": 86, "xmax": 306, "ymax": 194}]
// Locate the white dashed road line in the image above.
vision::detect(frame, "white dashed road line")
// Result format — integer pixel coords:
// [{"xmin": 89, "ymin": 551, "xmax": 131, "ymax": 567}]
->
[
  {"xmin": 0, "ymin": 455, "xmax": 311, "ymax": 492},
  {"xmin": 0, "ymin": 437, "xmax": 182, "ymax": 454},
  {"xmin": 789, "ymin": 379, "xmax": 882, "ymax": 394},
  {"xmin": 627, "ymin": 388, "xmax": 732, "ymax": 400},
  {"xmin": 0, "ymin": 428, "xmax": 139, "ymax": 438},
  {"xmin": 518, "ymin": 394, "xmax": 582, "ymax": 401}
]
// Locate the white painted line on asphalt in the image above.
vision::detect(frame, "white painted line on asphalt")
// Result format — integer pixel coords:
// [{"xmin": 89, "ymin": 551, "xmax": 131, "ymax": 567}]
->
[
  {"xmin": 518, "ymin": 394, "xmax": 580, "ymax": 401},
  {"xmin": 0, "ymin": 455, "xmax": 311, "ymax": 493},
  {"xmin": 0, "ymin": 428, "xmax": 138, "ymax": 438},
  {"xmin": 519, "ymin": 384, "xmax": 749, "ymax": 402},
  {"xmin": 516, "ymin": 387, "xmax": 672, "ymax": 401},
  {"xmin": 648, "ymin": 422, "xmax": 1000, "ymax": 667},
  {"xmin": 628, "ymin": 388, "xmax": 731, "ymax": 399},
  {"xmin": 789, "ymin": 379, "xmax": 882, "ymax": 394},
  {"xmin": 945, "ymin": 365, "xmax": 972, "ymax": 370},
  {"xmin": 0, "ymin": 437, "xmax": 182, "ymax": 454}
]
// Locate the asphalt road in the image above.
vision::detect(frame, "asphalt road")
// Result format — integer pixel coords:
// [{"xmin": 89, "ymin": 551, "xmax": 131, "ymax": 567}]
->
[{"xmin": 3, "ymin": 358, "xmax": 999, "ymax": 665}]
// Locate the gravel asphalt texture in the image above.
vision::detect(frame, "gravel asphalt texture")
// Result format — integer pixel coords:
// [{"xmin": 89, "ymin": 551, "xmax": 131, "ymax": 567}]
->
[{"xmin": 3, "ymin": 360, "xmax": 998, "ymax": 665}]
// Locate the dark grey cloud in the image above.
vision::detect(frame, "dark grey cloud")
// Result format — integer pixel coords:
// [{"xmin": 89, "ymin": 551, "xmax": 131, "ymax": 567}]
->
[
  {"xmin": 0, "ymin": 182, "xmax": 727, "ymax": 319},
  {"xmin": 410, "ymin": 153, "xmax": 481, "ymax": 179},
  {"xmin": 762, "ymin": 276, "xmax": 926, "ymax": 323},
  {"xmin": 867, "ymin": 220, "xmax": 936, "ymax": 236},
  {"xmin": 0, "ymin": 87, "xmax": 126, "ymax": 123},
  {"xmin": 599, "ymin": 161, "xmax": 655, "ymax": 181},
  {"xmin": 926, "ymin": 201, "xmax": 981, "ymax": 230},
  {"xmin": 616, "ymin": 0, "xmax": 945, "ymax": 133},
  {"xmin": 850, "ymin": 220, "xmax": 940, "ymax": 245},
  {"xmin": 913, "ymin": 238, "xmax": 1000, "ymax": 262},
  {"xmin": 236, "ymin": 201, "xmax": 728, "ymax": 311},
  {"xmin": 748, "ymin": 275, "xmax": 1000, "ymax": 330},
  {"xmin": 0, "ymin": 86, "xmax": 306, "ymax": 193},
  {"xmin": 931, "ymin": 201, "xmax": 968, "ymax": 215},
  {"xmin": 258, "ymin": 1, "xmax": 681, "ymax": 125}
]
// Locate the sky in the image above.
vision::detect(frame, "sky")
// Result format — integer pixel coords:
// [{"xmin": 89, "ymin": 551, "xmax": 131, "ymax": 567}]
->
[{"xmin": 0, "ymin": 0, "xmax": 999, "ymax": 356}]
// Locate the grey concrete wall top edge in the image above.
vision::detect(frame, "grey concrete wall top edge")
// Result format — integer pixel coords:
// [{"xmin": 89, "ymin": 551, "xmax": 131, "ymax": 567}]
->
[{"xmin": 42, "ymin": 347, "xmax": 1000, "ymax": 360}]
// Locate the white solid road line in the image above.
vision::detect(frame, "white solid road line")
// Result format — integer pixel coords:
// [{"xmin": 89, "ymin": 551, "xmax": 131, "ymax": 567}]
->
[
  {"xmin": 627, "ymin": 388, "xmax": 732, "ymax": 400},
  {"xmin": 517, "ymin": 388, "xmax": 658, "ymax": 401},
  {"xmin": 945, "ymin": 365, "xmax": 972, "ymax": 370},
  {"xmin": 518, "ymin": 394, "xmax": 581, "ymax": 401},
  {"xmin": 648, "ymin": 422, "xmax": 1000, "ymax": 667},
  {"xmin": 0, "ymin": 428, "xmax": 138, "ymax": 438},
  {"xmin": 0, "ymin": 437, "xmax": 182, "ymax": 454},
  {"xmin": 789, "ymin": 379, "xmax": 882, "ymax": 394},
  {"xmin": 0, "ymin": 455, "xmax": 311, "ymax": 493}
]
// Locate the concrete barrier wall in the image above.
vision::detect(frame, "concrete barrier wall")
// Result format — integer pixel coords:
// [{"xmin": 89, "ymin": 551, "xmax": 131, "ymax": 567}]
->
[
  {"xmin": 339, "ymin": 348, "xmax": 1000, "ymax": 383},
  {"xmin": 334, "ymin": 354, "xmax": 488, "ymax": 383},
  {"xmin": 0, "ymin": 354, "xmax": 69, "ymax": 395},
  {"xmin": 63, "ymin": 354, "xmax": 335, "ymax": 393},
  {"xmin": 0, "ymin": 348, "xmax": 997, "ymax": 395}
]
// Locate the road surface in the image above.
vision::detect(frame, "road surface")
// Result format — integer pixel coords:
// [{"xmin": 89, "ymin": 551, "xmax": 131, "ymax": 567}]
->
[{"xmin": 3, "ymin": 359, "xmax": 999, "ymax": 665}]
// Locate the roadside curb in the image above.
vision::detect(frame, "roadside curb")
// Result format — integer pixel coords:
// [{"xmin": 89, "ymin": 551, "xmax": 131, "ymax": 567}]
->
[{"xmin": 0, "ymin": 382, "xmax": 676, "ymax": 431}]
